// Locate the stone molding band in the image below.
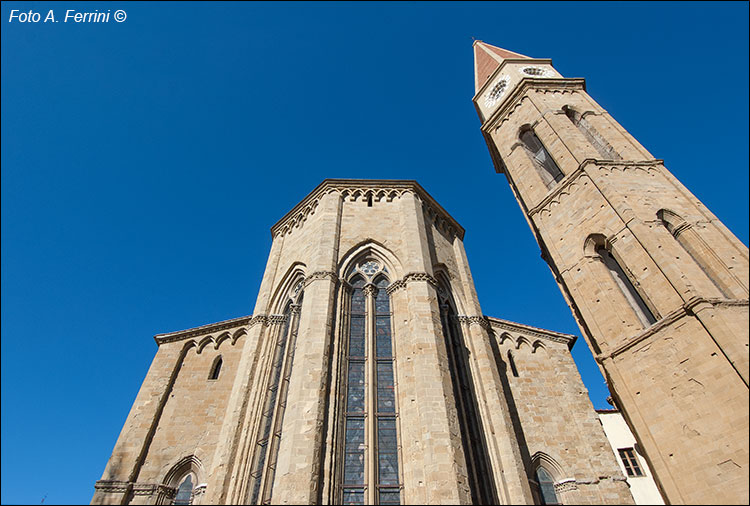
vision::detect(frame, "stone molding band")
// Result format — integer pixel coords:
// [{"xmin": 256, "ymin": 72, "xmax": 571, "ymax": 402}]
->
[
  {"xmin": 455, "ymin": 315, "xmax": 491, "ymax": 330},
  {"xmin": 94, "ymin": 480, "xmax": 207, "ymax": 500},
  {"xmin": 249, "ymin": 314, "xmax": 287, "ymax": 328},
  {"xmin": 596, "ymin": 296, "xmax": 749, "ymax": 362},
  {"xmin": 386, "ymin": 271, "xmax": 439, "ymax": 294},
  {"xmin": 154, "ymin": 316, "xmax": 252, "ymax": 345},
  {"xmin": 527, "ymin": 158, "xmax": 664, "ymax": 218}
]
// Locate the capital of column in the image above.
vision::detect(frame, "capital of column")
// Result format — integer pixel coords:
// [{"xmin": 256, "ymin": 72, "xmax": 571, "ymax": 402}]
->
[{"xmin": 363, "ymin": 283, "xmax": 378, "ymax": 298}]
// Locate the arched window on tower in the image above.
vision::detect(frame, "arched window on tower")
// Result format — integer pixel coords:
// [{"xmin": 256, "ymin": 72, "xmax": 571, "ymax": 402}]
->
[
  {"xmin": 208, "ymin": 356, "xmax": 222, "ymax": 380},
  {"xmin": 658, "ymin": 209, "xmax": 737, "ymax": 298},
  {"xmin": 340, "ymin": 261, "xmax": 402, "ymax": 505},
  {"xmin": 520, "ymin": 127, "xmax": 564, "ymax": 190},
  {"xmin": 563, "ymin": 106, "xmax": 621, "ymax": 160},
  {"xmin": 597, "ymin": 245, "xmax": 657, "ymax": 328}
]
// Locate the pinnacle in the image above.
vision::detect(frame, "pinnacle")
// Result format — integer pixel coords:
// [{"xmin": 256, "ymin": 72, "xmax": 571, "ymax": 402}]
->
[{"xmin": 473, "ymin": 41, "xmax": 530, "ymax": 93}]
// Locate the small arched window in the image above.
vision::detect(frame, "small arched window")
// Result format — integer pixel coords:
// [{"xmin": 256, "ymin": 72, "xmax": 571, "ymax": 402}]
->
[
  {"xmin": 507, "ymin": 350, "xmax": 519, "ymax": 377},
  {"xmin": 173, "ymin": 474, "xmax": 194, "ymax": 505},
  {"xmin": 597, "ymin": 245, "xmax": 657, "ymax": 328},
  {"xmin": 535, "ymin": 467, "xmax": 560, "ymax": 505},
  {"xmin": 208, "ymin": 356, "xmax": 222, "ymax": 380},
  {"xmin": 563, "ymin": 106, "xmax": 621, "ymax": 160},
  {"xmin": 520, "ymin": 128, "xmax": 564, "ymax": 189}
]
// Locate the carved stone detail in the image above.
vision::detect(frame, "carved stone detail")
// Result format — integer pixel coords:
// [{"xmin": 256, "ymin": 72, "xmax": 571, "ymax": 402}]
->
[
  {"xmin": 304, "ymin": 271, "xmax": 338, "ymax": 286},
  {"xmin": 455, "ymin": 315, "xmax": 491, "ymax": 330},
  {"xmin": 363, "ymin": 284, "xmax": 378, "ymax": 298}
]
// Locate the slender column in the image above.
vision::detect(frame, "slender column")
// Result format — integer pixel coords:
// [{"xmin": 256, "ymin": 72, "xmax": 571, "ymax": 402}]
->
[{"xmin": 362, "ymin": 283, "xmax": 377, "ymax": 505}]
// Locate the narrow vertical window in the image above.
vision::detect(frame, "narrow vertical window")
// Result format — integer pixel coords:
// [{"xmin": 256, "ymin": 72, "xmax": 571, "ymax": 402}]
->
[
  {"xmin": 535, "ymin": 467, "xmax": 560, "ymax": 505},
  {"xmin": 341, "ymin": 263, "xmax": 401, "ymax": 505},
  {"xmin": 439, "ymin": 295, "xmax": 496, "ymax": 504},
  {"xmin": 618, "ymin": 448, "xmax": 644, "ymax": 477},
  {"xmin": 520, "ymin": 128, "xmax": 564, "ymax": 189},
  {"xmin": 507, "ymin": 350, "xmax": 519, "ymax": 378},
  {"xmin": 564, "ymin": 106, "xmax": 621, "ymax": 160},
  {"xmin": 249, "ymin": 286, "xmax": 304, "ymax": 504},
  {"xmin": 597, "ymin": 246, "xmax": 656, "ymax": 327},
  {"xmin": 343, "ymin": 277, "xmax": 367, "ymax": 505},
  {"xmin": 208, "ymin": 356, "xmax": 222, "ymax": 380},
  {"xmin": 374, "ymin": 276, "xmax": 400, "ymax": 505}
]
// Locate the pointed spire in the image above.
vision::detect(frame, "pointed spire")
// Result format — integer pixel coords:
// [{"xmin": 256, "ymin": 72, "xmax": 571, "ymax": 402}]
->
[{"xmin": 473, "ymin": 41, "xmax": 530, "ymax": 93}]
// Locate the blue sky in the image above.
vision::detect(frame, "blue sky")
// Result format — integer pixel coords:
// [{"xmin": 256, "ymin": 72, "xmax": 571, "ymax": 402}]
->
[{"xmin": 1, "ymin": 2, "xmax": 747, "ymax": 504}]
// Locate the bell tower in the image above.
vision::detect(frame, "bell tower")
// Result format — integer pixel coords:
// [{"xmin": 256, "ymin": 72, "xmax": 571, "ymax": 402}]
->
[{"xmin": 472, "ymin": 40, "xmax": 749, "ymax": 504}]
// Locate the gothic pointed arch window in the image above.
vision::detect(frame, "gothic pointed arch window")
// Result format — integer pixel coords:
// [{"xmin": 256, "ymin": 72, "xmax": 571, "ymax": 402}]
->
[
  {"xmin": 436, "ymin": 276, "xmax": 496, "ymax": 504},
  {"xmin": 340, "ymin": 260, "xmax": 402, "ymax": 505},
  {"xmin": 248, "ymin": 281, "xmax": 305, "ymax": 505},
  {"xmin": 563, "ymin": 106, "xmax": 621, "ymax": 160},
  {"xmin": 162, "ymin": 456, "xmax": 204, "ymax": 506},
  {"xmin": 520, "ymin": 127, "xmax": 564, "ymax": 189}
]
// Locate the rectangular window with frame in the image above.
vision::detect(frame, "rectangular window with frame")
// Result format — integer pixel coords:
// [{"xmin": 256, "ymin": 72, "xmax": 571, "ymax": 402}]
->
[{"xmin": 618, "ymin": 447, "xmax": 644, "ymax": 477}]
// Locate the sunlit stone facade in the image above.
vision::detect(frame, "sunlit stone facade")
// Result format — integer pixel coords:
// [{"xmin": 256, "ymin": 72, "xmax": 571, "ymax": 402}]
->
[
  {"xmin": 92, "ymin": 179, "xmax": 633, "ymax": 505},
  {"xmin": 473, "ymin": 40, "xmax": 749, "ymax": 505}
]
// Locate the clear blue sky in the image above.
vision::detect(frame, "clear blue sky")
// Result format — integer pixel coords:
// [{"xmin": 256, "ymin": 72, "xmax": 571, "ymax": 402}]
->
[{"xmin": 2, "ymin": 2, "xmax": 747, "ymax": 504}]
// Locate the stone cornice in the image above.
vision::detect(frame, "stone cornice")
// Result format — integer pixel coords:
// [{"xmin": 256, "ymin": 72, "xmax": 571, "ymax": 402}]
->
[
  {"xmin": 269, "ymin": 179, "xmax": 465, "ymax": 240},
  {"xmin": 480, "ymin": 77, "xmax": 587, "ymax": 134},
  {"xmin": 527, "ymin": 158, "xmax": 665, "ymax": 218},
  {"xmin": 596, "ymin": 297, "xmax": 748, "ymax": 362},
  {"xmin": 485, "ymin": 316, "xmax": 577, "ymax": 348},
  {"xmin": 154, "ymin": 315, "xmax": 252, "ymax": 345}
]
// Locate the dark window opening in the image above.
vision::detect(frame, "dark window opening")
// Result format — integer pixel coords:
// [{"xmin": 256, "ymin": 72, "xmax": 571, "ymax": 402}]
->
[
  {"xmin": 208, "ymin": 356, "xmax": 222, "ymax": 380},
  {"xmin": 507, "ymin": 350, "xmax": 519, "ymax": 378}
]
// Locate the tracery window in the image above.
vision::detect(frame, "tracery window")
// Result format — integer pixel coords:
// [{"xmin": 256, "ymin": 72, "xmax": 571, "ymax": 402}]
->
[
  {"xmin": 520, "ymin": 128, "xmax": 564, "ymax": 189},
  {"xmin": 341, "ymin": 262, "xmax": 401, "ymax": 505},
  {"xmin": 248, "ymin": 286, "xmax": 304, "ymax": 504}
]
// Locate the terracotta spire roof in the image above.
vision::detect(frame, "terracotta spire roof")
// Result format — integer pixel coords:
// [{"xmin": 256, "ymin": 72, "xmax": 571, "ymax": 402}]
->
[{"xmin": 473, "ymin": 41, "xmax": 530, "ymax": 93}]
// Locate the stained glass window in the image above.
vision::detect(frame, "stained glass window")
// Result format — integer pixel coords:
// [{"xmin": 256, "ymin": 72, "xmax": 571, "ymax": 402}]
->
[
  {"xmin": 536, "ymin": 467, "xmax": 559, "ymax": 505},
  {"xmin": 173, "ymin": 474, "xmax": 193, "ymax": 505},
  {"xmin": 249, "ymin": 290, "xmax": 304, "ymax": 504},
  {"xmin": 341, "ymin": 273, "xmax": 400, "ymax": 504}
]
